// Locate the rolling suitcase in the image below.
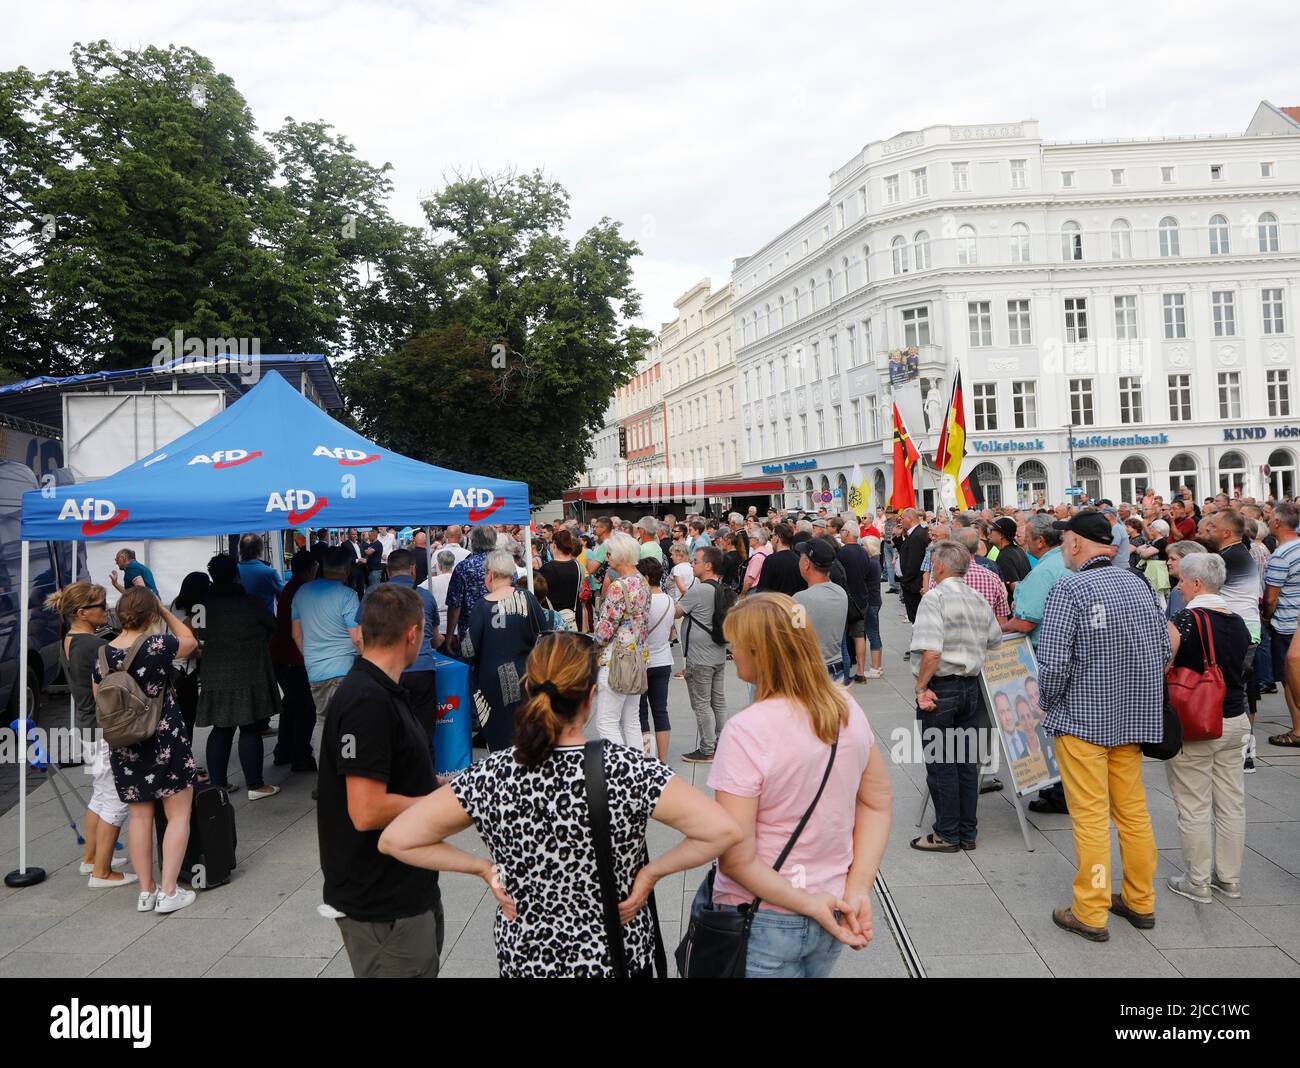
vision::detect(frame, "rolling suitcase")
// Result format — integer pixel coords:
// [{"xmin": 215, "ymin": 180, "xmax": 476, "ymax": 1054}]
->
[{"xmin": 155, "ymin": 782, "xmax": 237, "ymax": 889}]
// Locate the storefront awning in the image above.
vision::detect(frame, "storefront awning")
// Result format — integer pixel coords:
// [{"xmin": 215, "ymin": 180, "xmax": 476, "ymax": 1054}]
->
[{"xmin": 562, "ymin": 476, "xmax": 783, "ymax": 505}]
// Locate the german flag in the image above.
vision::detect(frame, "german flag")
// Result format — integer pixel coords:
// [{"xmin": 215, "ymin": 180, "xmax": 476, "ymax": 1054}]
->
[
  {"xmin": 892, "ymin": 403, "xmax": 920, "ymax": 510},
  {"xmin": 934, "ymin": 368, "xmax": 972, "ymax": 509}
]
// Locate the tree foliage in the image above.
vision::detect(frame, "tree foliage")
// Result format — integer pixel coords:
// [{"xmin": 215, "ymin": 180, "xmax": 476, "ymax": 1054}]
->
[{"xmin": 2, "ymin": 44, "xmax": 647, "ymax": 503}]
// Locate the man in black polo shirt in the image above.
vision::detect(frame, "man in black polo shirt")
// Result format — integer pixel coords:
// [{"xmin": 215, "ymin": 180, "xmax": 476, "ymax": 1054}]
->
[
  {"xmin": 990, "ymin": 517, "xmax": 1031, "ymax": 602},
  {"xmin": 318, "ymin": 583, "xmax": 442, "ymax": 977},
  {"xmin": 756, "ymin": 521, "xmax": 807, "ymax": 595}
]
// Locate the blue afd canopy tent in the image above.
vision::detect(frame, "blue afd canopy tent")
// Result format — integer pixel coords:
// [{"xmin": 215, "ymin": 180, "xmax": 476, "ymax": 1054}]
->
[
  {"xmin": 19, "ymin": 369, "xmax": 530, "ymax": 538},
  {"xmin": 6, "ymin": 369, "xmax": 530, "ymax": 889}
]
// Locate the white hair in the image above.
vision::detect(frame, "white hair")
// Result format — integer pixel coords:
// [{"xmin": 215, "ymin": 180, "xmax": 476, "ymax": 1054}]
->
[
  {"xmin": 1178, "ymin": 552, "xmax": 1225, "ymax": 592},
  {"xmin": 485, "ymin": 549, "xmax": 518, "ymax": 580},
  {"xmin": 1148, "ymin": 519, "xmax": 1170, "ymax": 538},
  {"xmin": 604, "ymin": 530, "xmax": 640, "ymax": 569}
]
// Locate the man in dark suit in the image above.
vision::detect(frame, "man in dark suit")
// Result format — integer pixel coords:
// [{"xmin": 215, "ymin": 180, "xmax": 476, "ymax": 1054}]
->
[{"xmin": 895, "ymin": 507, "xmax": 929, "ymax": 640}]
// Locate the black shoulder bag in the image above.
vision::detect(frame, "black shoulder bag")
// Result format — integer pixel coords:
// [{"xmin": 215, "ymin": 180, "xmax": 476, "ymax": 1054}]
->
[
  {"xmin": 676, "ymin": 741, "xmax": 838, "ymax": 978},
  {"xmin": 584, "ymin": 740, "xmax": 667, "ymax": 978}
]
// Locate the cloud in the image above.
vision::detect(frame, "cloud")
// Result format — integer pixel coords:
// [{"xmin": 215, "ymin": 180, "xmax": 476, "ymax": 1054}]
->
[{"xmin": 6, "ymin": 0, "xmax": 1299, "ymax": 330}]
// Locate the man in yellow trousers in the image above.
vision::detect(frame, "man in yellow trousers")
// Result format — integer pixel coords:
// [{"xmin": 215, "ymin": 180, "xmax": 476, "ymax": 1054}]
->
[{"xmin": 1035, "ymin": 512, "xmax": 1171, "ymax": 941}]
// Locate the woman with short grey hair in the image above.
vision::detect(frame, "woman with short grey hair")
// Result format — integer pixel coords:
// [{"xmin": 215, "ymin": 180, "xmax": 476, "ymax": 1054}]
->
[
  {"xmin": 431, "ymin": 549, "xmax": 456, "ymax": 633},
  {"xmin": 466, "ymin": 549, "xmax": 547, "ymax": 750},
  {"xmin": 592, "ymin": 531, "xmax": 652, "ymax": 747},
  {"xmin": 1163, "ymin": 549, "xmax": 1252, "ymax": 904},
  {"xmin": 1166, "ymin": 540, "xmax": 1207, "ymax": 619}
]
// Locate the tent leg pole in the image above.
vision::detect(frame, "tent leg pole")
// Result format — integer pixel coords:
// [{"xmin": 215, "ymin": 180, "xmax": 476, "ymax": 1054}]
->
[
  {"xmin": 69, "ymin": 540, "xmax": 78, "ymax": 756},
  {"xmin": 525, "ymin": 525, "xmax": 535, "ymax": 595},
  {"xmin": 424, "ymin": 528, "xmax": 433, "ymax": 594},
  {"xmin": 6, "ymin": 540, "xmax": 45, "ymax": 887}
]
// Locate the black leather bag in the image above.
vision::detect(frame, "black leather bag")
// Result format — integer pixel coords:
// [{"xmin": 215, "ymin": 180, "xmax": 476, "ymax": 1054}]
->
[
  {"xmin": 1141, "ymin": 698, "xmax": 1185, "ymax": 761},
  {"xmin": 584, "ymin": 740, "xmax": 666, "ymax": 978},
  {"xmin": 676, "ymin": 742, "xmax": 838, "ymax": 978}
]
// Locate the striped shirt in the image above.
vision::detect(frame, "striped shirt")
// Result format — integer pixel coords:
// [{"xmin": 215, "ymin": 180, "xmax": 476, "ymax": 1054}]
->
[
  {"xmin": 910, "ymin": 577, "xmax": 1003, "ymax": 678},
  {"xmin": 1037, "ymin": 556, "xmax": 1170, "ymax": 747},
  {"xmin": 963, "ymin": 561, "xmax": 1010, "ymax": 619},
  {"xmin": 1264, "ymin": 537, "xmax": 1300, "ymax": 636}
]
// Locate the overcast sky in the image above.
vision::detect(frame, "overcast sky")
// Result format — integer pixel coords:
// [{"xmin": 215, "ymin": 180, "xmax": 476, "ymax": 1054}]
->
[{"xmin": 7, "ymin": 1, "xmax": 1300, "ymax": 333}]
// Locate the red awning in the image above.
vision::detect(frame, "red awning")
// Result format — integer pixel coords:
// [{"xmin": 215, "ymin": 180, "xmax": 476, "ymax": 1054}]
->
[{"xmin": 562, "ymin": 476, "xmax": 783, "ymax": 504}]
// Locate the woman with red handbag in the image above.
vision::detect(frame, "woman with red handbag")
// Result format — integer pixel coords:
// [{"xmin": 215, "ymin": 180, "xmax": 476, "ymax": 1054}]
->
[{"xmin": 1164, "ymin": 553, "xmax": 1252, "ymax": 905}]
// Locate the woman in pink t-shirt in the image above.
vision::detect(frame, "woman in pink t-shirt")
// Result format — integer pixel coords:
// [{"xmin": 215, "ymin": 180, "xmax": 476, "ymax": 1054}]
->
[{"xmin": 704, "ymin": 593, "xmax": 893, "ymax": 977}]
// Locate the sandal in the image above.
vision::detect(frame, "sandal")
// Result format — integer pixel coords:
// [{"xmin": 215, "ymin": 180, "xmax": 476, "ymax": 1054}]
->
[
  {"xmin": 910, "ymin": 833, "xmax": 959, "ymax": 853},
  {"xmin": 1268, "ymin": 732, "xmax": 1300, "ymax": 748}
]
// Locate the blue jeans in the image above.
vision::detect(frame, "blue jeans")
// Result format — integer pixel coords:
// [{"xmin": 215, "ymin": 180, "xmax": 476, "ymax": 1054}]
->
[
  {"xmin": 716, "ymin": 906, "xmax": 843, "ymax": 978},
  {"xmin": 883, "ymin": 543, "xmax": 898, "ymax": 590},
  {"xmin": 1256, "ymin": 625, "xmax": 1276, "ymax": 688},
  {"xmin": 920, "ymin": 674, "xmax": 982, "ymax": 844},
  {"xmin": 864, "ymin": 604, "xmax": 882, "ymax": 651}
]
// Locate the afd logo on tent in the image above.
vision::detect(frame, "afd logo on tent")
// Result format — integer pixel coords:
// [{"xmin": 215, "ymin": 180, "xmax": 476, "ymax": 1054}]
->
[
  {"xmin": 449, "ymin": 488, "xmax": 505, "ymax": 522},
  {"xmin": 188, "ymin": 450, "xmax": 262, "ymax": 469},
  {"xmin": 313, "ymin": 446, "xmax": 379, "ymax": 466},
  {"xmin": 58, "ymin": 497, "xmax": 129, "ymax": 536},
  {"xmin": 265, "ymin": 489, "xmax": 328, "ymax": 524}
]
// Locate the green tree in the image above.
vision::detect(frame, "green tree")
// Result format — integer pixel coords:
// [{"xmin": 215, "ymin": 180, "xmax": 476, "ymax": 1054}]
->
[{"xmin": 341, "ymin": 170, "xmax": 649, "ymax": 504}]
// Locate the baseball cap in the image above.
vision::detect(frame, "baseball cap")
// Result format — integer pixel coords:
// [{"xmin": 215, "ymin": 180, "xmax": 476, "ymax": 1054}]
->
[
  {"xmin": 796, "ymin": 539, "xmax": 836, "ymax": 569},
  {"xmin": 992, "ymin": 517, "xmax": 1018, "ymax": 541},
  {"xmin": 1052, "ymin": 511, "xmax": 1114, "ymax": 544}
]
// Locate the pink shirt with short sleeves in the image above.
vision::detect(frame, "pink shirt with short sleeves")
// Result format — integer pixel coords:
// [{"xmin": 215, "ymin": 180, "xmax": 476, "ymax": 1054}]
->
[{"xmin": 707, "ymin": 694, "xmax": 874, "ymax": 910}]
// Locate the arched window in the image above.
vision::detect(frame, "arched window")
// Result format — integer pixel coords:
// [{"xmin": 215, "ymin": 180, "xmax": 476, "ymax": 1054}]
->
[
  {"xmin": 778, "ymin": 295, "xmax": 786, "ymax": 327},
  {"xmin": 841, "ymin": 256, "xmax": 850, "ymax": 292},
  {"xmin": 862, "ymin": 245, "xmax": 871, "ymax": 283},
  {"xmin": 972, "ymin": 462, "xmax": 1003, "ymax": 509},
  {"xmin": 826, "ymin": 268, "xmax": 836, "ymax": 302},
  {"xmin": 1217, "ymin": 450, "xmax": 1247, "ymax": 496},
  {"xmin": 1159, "ymin": 216, "xmax": 1180, "ymax": 257},
  {"xmin": 808, "ymin": 277, "xmax": 818, "ymax": 311},
  {"xmin": 763, "ymin": 304, "xmax": 771, "ymax": 335},
  {"xmin": 835, "ymin": 472, "xmax": 849, "ymax": 508},
  {"xmin": 913, "ymin": 230, "xmax": 931, "ymax": 270},
  {"xmin": 1119, "ymin": 456, "xmax": 1150, "ymax": 503},
  {"xmin": 1010, "ymin": 222, "xmax": 1030, "ymax": 263},
  {"xmin": 1269, "ymin": 448, "xmax": 1295, "ymax": 498},
  {"xmin": 1208, "ymin": 214, "xmax": 1230, "ymax": 255},
  {"xmin": 873, "ymin": 470, "xmax": 887, "ymax": 509},
  {"xmin": 1110, "ymin": 219, "xmax": 1132, "ymax": 259},
  {"xmin": 1169, "ymin": 452, "xmax": 1198, "ymax": 500},
  {"xmin": 891, "ymin": 235, "xmax": 909, "ymax": 275},
  {"xmin": 1074, "ymin": 457, "xmax": 1102, "ymax": 502},
  {"xmin": 792, "ymin": 286, "xmax": 801, "ymax": 319},
  {"xmin": 1016, "ymin": 460, "xmax": 1047, "ymax": 507},
  {"xmin": 1061, "ymin": 220, "xmax": 1083, "ymax": 261},
  {"xmin": 957, "ymin": 224, "xmax": 978, "ymax": 265},
  {"xmin": 1259, "ymin": 211, "xmax": 1280, "ymax": 253}
]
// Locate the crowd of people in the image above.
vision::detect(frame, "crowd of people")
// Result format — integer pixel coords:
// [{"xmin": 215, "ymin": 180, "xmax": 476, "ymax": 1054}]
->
[{"xmin": 38, "ymin": 480, "xmax": 1296, "ymax": 972}]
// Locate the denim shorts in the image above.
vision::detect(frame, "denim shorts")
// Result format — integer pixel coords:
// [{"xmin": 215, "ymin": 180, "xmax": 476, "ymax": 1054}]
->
[{"xmin": 716, "ymin": 905, "xmax": 843, "ymax": 978}]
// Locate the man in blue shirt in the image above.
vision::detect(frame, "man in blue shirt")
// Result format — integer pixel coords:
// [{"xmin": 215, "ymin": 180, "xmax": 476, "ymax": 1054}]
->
[
  {"xmin": 110, "ymin": 548, "xmax": 158, "ymax": 595},
  {"xmin": 370, "ymin": 548, "xmax": 440, "ymax": 745},
  {"xmin": 238, "ymin": 533, "xmax": 284, "ymax": 613},
  {"xmin": 292, "ymin": 546, "xmax": 363, "ymax": 736}
]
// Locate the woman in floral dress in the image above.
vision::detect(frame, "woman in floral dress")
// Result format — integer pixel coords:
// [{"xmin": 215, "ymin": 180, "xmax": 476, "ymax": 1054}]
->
[
  {"xmin": 591, "ymin": 531, "xmax": 651, "ymax": 747},
  {"xmin": 92, "ymin": 588, "xmax": 201, "ymax": 914}
]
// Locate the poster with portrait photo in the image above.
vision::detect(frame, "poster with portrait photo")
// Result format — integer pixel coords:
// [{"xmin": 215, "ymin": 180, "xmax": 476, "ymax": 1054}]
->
[{"xmin": 979, "ymin": 635, "xmax": 1061, "ymax": 796}]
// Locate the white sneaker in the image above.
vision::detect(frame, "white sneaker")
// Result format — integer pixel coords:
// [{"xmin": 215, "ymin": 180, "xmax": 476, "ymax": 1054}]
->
[
  {"xmin": 155, "ymin": 887, "xmax": 196, "ymax": 914},
  {"xmin": 137, "ymin": 890, "xmax": 159, "ymax": 912},
  {"xmin": 865, "ymin": 668, "xmax": 884, "ymax": 679},
  {"xmin": 248, "ymin": 785, "xmax": 281, "ymax": 801},
  {"xmin": 88, "ymin": 872, "xmax": 139, "ymax": 889},
  {"xmin": 80, "ymin": 856, "xmax": 129, "ymax": 875}
]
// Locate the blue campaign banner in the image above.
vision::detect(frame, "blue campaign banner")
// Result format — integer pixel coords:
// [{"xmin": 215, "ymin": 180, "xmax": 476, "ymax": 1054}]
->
[{"xmin": 431, "ymin": 652, "xmax": 473, "ymax": 777}]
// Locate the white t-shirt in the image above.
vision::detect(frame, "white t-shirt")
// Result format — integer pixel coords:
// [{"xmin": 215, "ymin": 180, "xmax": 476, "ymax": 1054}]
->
[
  {"xmin": 670, "ymin": 563, "xmax": 695, "ymax": 601},
  {"xmin": 438, "ymin": 543, "xmax": 471, "ymax": 568},
  {"xmin": 431, "ymin": 573, "xmax": 453, "ymax": 631},
  {"xmin": 645, "ymin": 592, "xmax": 675, "ymax": 668},
  {"xmin": 379, "ymin": 530, "xmax": 397, "ymax": 560}
]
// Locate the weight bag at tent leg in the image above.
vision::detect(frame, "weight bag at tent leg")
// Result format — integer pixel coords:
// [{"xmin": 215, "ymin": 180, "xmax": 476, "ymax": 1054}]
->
[{"xmin": 431, "ymin": 653, "xmax": 473, "ymax": 778}]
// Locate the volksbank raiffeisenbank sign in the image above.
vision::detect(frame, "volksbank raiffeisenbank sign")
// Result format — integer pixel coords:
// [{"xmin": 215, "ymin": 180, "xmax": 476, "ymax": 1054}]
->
[{"xmin": 971, "ymin": 433, "xmax": 1171, "ymax": 453}]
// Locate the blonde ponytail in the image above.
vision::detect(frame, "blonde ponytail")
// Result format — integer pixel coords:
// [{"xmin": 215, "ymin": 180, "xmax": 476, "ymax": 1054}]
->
[{"xmin": 513, "ymin": 633, "xmax": 598, "ymax": 768}]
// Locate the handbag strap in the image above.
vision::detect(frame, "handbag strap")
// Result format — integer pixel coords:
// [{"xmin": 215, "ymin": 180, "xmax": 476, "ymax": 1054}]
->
[
  {"xmin": 1191, "ymin": 609, "xmax": 1217, "ymax": 669},
  {"xmin": 748, "ymin": 740, "xmax": 839, "ymax": 912},
  {"xmin": 584, "ymin": 739, "xmax": 630, "ymax": 978},
  {"xmin": 574, "ymin": 560, "xmax": 584, "ymax": 612}
]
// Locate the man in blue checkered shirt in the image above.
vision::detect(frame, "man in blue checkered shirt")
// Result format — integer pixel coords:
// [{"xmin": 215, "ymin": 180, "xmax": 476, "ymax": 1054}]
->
[{"xmin": 1036, "ymin": 511, "xmax": 1170, "ymax": 943}]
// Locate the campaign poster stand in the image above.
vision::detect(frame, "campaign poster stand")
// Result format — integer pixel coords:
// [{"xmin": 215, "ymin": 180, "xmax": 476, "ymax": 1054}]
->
[{"xmin": 914, "ymin": 635, "xmax": 1062, "ymax": 853}]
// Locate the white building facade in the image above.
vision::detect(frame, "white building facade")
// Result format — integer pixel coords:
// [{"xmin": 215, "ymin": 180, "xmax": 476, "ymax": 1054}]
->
[
  {"xmin": 734, "ymin": 101, "xmax": 1300, "ymax": 511},
  {"xmin": 661, "ymin": 279, "xmax": 741, "ymax": 489}
]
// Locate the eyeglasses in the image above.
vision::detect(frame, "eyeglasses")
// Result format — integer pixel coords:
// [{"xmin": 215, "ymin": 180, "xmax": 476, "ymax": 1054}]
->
[{"xmin": 81, "ymin": 602, "xmax": 107, "ymax": 612}]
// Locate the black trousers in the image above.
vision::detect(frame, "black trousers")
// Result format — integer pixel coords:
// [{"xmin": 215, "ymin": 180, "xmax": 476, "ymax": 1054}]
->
[
  {"xmin": 273, "ymin": 662, "xmax": 316, "ymax": 765},
  {"xmin": 902, "ymin": 589, "xmax": 922, "ymax": 624},
  {"xmin": 920, "ymin": 674, "xmax": 982, "ymax": 844}
]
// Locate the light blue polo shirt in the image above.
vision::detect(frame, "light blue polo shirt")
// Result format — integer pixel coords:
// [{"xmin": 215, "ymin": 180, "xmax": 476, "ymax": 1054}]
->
[
  {"xmin": 1265, "ymin": 538, "xmax": 1300, "ymax": 636},
  {"xmin": 1012, "ymin": 545, "xmax": 1070, "ymax": 646},
  {"xmin": 291, "ymin": 578, "xmax": 360, "ymax": 683}
]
